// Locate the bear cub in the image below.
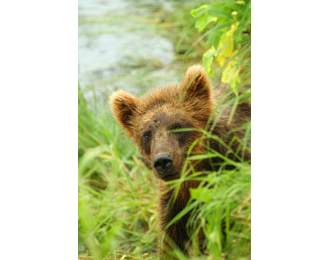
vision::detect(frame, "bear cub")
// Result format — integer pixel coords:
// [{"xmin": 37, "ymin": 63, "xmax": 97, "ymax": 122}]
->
[{"xmin": 110, "ymin": 65, "xmax": 250, "ymax": 256}]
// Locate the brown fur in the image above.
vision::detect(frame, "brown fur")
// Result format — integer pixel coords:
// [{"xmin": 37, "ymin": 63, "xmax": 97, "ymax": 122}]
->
[{"xmin": 109, "ymin": 65, "xmax": 250, "ymax": 257}]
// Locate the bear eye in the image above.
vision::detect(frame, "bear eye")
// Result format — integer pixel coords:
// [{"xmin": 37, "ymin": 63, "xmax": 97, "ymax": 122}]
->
[
  {"xmin": 172, "ymin": 123, "xmax": 182, "ymax": 130},
  {"xmin": 143, "ymin": 131, "xmax": 151, "ymax": 141}
]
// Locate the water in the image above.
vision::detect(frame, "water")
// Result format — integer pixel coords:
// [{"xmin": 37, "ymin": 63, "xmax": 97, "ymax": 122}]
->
[{"xmin": 78, "ymin": 0, "xmax": 184, "ymax": 104}]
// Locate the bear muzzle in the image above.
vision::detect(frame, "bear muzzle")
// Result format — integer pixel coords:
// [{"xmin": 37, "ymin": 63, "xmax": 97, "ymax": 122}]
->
[{"xmin": 153, "ymin": 154, "xmax": 174, "ymax": 179}]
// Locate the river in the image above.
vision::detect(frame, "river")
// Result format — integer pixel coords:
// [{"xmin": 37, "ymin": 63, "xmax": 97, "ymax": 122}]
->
[{"xmin": 78, "ymin": 0, "xmax": 188, "ymax": 105}]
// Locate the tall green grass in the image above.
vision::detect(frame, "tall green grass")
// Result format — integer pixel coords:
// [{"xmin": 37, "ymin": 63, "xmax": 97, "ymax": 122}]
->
[
  {"xmin": 78, "ymin": 85, "xmax": 251, "ymax": 259},
  {"xmin": 78, "ymin": 87, "xmax": 160, "ymax": 259}
]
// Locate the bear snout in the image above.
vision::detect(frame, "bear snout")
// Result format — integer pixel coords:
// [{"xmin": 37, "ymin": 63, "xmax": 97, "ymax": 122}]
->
[{"xmin": 153, "ymin": 154, "xmax": 173, "ymax": 178}]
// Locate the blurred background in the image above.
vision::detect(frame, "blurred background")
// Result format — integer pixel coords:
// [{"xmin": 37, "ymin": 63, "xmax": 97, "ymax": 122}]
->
[
  {"xmin": 79, "ymin": 0, "xmax": 199, "ymax": 107},
  {"xmin": 78, "ymin": 0, "xmax": 251, "ymax": 259}
]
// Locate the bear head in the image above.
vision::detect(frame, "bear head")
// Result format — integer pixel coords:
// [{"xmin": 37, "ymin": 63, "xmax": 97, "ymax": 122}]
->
[{"xmin": 110, "ymin": 65, "xmax": 213, "ymax": 181}]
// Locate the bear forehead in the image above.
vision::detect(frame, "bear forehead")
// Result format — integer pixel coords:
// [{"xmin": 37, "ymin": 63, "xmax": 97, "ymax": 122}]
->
[
  {"xmin": 149, "ymin": 112, "xmax": 188, "ymax": 127},
  {"xmin": 139, "ymin": 110, "xmax": 190, "ymax": 129},
  {"xmin": 137, "ymin": 85, "xmax": 182, "ymax": 111}
]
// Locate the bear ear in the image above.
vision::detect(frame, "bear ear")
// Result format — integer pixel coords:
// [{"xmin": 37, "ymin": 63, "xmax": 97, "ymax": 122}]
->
[
  {"xmin": 180, "ymin": 65, "xmax": 211, "ymax": 102},
  {"xmin": 109, "ymin": 90, "xmax": 139, "ymax": 136}
]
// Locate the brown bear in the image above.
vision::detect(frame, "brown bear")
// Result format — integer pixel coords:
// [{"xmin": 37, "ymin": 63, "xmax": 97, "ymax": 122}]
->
[{"xmin": 109, "ymin": 65, "xmax": 250, "ymax": 257}]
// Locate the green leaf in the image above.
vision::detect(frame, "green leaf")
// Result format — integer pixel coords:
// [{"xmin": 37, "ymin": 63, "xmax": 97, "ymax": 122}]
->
[
  {"xmin": 202, "ymin": 47, "xmax": 215, "ymax": 77},
  {"xmin": 208, "ymin": 1, "xmax": 239, "ymax": 17},
  {"xmin": 206, "ymin": 26, "xmax": 223, "ymax": 48},
  {"xmin": 222, "ymin": 64, "xmax": 241, "ymax": 95},
  {"xmin": 190, "ymin": 4, "xmax": 209, "ymax": 17},
  {"xmin": 195, "ymin": 13, "xmax": 217, "ymax": 32}
]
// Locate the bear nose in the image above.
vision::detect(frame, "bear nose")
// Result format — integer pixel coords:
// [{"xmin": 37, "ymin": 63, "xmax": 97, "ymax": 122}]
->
[{"xmin": 153, "ymin": 154, "xmax": 173, "ymax": 174}]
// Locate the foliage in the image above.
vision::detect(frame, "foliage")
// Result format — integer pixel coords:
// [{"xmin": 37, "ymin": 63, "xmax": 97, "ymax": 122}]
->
[
  {"xmin": 78, "ymin": 87, "xmax": 160, "ymax": 259},
  {"xmin": 191, "ymin": 0, "xmax": 251, "ymax": 94}
]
